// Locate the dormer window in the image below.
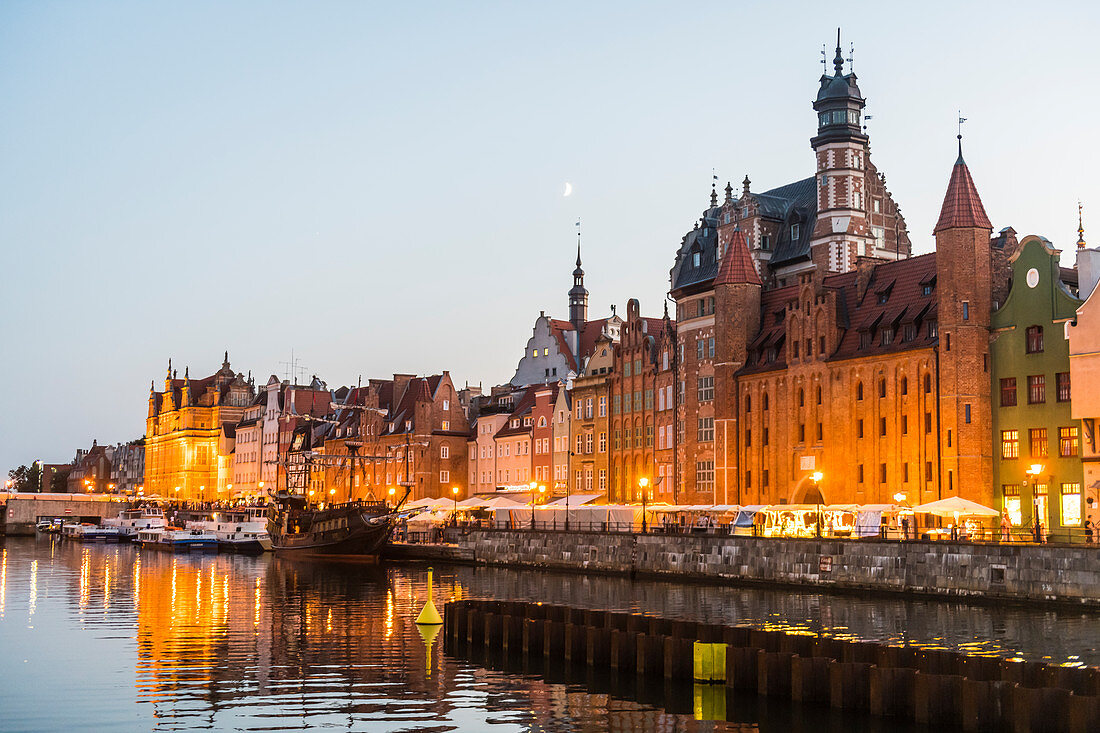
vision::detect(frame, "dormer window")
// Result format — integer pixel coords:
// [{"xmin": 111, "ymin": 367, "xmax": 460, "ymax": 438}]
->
[
  {"xmin": 790, "ymin": 223, "xmax": 800, "ymax": 240},
  {"xmin": 761, "ymin": 234, "xmax": 771, "ymax": 251},
  {"xmin": 691, "ymin": 247, "xmax": 701, "ymax": 268}
]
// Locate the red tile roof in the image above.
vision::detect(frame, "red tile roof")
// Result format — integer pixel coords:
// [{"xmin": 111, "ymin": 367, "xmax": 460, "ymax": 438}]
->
[
  {"xmin": 714, "ymin": 227, "xmax": 762, "ymax": 286},
  {"xmin": 934, "ymin": 156, "xmax": 991, "ymax": 233}
]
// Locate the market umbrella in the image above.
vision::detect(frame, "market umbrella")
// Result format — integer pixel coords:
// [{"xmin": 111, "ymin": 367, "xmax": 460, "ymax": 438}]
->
[
  {"xmin": 481, "ymin": 496, "xmax": 525, "ymax": 510},
  {"xmin": 404, "ymin": 497, "xmax": 439, "ymax": 510},
  {"xmin": 912, "ymin": 497, "xmax": 999, "ymax": 517},
  {"xmin": 455, "ymin": 497, "xmax": 486, "ymax": 509}
]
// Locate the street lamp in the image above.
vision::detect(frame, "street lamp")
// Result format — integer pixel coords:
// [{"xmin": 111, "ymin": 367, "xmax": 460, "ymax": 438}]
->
[
  {"xmin": 529, "ymin": 481, "xmax": 539, "ymax": 529},
  {"xmin": 451, "ymin": 485, "xmax": 459, "ymax": 515},
  {"xmin": 810, "ymin": 472, "xmax": 823, "ymax": 537},
  {"xmin": 639, "ymin": 477, "xmax": 650, "ymax": 532},
  {"xmin": 388, "ymin": 486, "xmax": 397, "ymax": 508},
  {"xmin": 1027, "ymin": 463, "xmax": 1046, "ymax": 542}
]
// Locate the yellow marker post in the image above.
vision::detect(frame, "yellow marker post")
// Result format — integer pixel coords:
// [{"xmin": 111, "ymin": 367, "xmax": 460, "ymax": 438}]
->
[
  {"xmin": 415, "ymin": 566, "xmax": 443, "ymax": 625},
  {"xmin": 417, "ymin": 620, "xmax": 441, "ymax": 677}
]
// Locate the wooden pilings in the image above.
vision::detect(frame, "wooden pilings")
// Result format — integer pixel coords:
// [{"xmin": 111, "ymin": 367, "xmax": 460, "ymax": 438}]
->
[{"xmin": 442, "ymin": 600, "xmax": 1099, "ymax": 733}]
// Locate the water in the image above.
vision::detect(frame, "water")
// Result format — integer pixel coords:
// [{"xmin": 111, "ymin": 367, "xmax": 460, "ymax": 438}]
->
[{"xmin": 0, "ymin": 537, "xmax": 1096, "ymax": 732}]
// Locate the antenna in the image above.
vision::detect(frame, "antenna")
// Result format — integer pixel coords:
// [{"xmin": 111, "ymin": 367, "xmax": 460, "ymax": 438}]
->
[{"xmin": 278, "ymin": 349, "xmax": 309, "ymax": 386}]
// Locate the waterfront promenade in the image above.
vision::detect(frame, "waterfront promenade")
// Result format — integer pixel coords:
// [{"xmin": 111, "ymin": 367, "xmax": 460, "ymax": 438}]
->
[{"xmin": 394, "ymin": 526, "xmax": 1100, "ymax": 607}]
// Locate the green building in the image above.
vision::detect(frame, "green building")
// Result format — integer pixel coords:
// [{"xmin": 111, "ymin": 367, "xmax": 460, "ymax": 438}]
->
[{"xmin": 991, "ymin": 235, "xmax": 1084, "ymax": 540}]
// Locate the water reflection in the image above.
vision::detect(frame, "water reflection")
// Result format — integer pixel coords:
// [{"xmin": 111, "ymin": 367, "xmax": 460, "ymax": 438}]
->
[{"xmin": 0, "ymin": 537, "xmax": 1096, "ymax": 733}]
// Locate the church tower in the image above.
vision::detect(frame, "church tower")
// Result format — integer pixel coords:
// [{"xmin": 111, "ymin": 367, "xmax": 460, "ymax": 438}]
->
[
  {"xmin": 935, "ymin": 137, "xmax": 994, "ymax": 505},
  {"xmin": 809, "ymin": 31, "xmax": 873, "ymax": 273},
  {"xmin": 568, "ymin": 242, "xmax": 588, "ymax": 335}
]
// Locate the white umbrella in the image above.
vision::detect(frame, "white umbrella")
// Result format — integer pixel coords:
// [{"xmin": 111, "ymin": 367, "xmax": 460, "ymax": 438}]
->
[
  {"xmin": 404, "ymin": 497, "xmax": 439, "ymax": 509},
  {"xmin": 481, "ymin": 496, "xmax": 525, "ymax": 510},
  {"xmin": 912, "ymin": 497, "xmax": 999, "ymax": 517},
  {"xmin": 455, "ymin": 497, "xmax": 486, "ymax": 509}
]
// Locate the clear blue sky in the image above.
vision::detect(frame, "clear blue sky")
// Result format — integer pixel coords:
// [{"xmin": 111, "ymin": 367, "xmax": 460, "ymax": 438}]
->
[{"xmin": 2, "ymin": 1, "xmax": 1098, "ymax": 473}]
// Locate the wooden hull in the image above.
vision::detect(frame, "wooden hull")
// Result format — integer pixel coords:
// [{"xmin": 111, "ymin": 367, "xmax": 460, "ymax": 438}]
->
[{"xmin": 270, "ymin": 502, "xmax": 394, "ymax": 559}]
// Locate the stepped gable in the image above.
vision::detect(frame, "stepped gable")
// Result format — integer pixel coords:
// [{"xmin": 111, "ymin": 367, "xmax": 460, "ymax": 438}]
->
[
  {"xmin": 934, "ymin": 151, "xmax": 992, "ymax": 233},
  {"xmin": 715, "ymin": 227, "xmax": 762, "ymax": 286}
]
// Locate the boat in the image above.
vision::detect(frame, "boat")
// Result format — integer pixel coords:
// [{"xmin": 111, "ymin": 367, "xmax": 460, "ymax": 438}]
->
[
  {"xmin": 103, "ymin": 506, "xmax": 167, "ymax": 541},
  {"xmin": 268, "ymin": 492, "xmax": 398, "ymax": 558},
  {"xmin": 138, "ymin": 526, "xmax": 218, "ymax": 552},
  {"xmin": 206, "ymin": 506, "xmax": 272, "ymax": 553},
  {"xmin": 73, "ymin": 524, "xmax": 123, "ymax": 542}
]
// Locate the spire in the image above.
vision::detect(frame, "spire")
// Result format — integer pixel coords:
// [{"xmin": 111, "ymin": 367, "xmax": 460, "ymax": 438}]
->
[
  {"xmin": 742, "ymin": 175, "xmax": 751, "ymax": 196},
  {"xmin": 724, "ymin": 181, "xmax": 733, "ymax": 204},
  {"xmin": 715, "ymin": 225, "xmax": 762, "ymax": 287},
  {"xmin": 1078, "ymin": 201, "xmax": 1087, "ymax": 249},
  {"xmin": 934, "ymin": 144, "xmax": 992, "ymax": 234},
  {"xmin": 710, "ymin": 181, "xmax": 718, "ymax": 208},
  {"xmin": 833, "ymin": 28, "xmax": 844, "ymax": 76},
  {"xmin": 166, "ymin": 359, "xmax": 172, "ymax": 380},
  {"xmin": 223, "ymin": 350, "xmax": 229, "ymax": 368}
]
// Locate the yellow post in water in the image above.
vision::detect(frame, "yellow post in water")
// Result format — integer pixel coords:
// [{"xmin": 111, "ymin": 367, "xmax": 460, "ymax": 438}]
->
[
  {"xmin": 417, "ymin": 620, "xmax": 441, "ymax": 677},
  {"xmin": 415, "ymin": 566, "xmax": 443, "ymax": 625}
]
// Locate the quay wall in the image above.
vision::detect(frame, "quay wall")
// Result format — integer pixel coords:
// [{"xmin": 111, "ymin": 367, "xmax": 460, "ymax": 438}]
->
[
  {"xmin": 455, "ymin": 529, "xmax": 1100, "ymax": 607},
  {"xmin": 0, "ymin": 493, "xmax": 121, "ymax": 535}
]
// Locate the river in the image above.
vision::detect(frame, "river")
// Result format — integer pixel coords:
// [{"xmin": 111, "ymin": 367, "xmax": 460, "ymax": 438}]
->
[{"xmin": 0, "ymin": 536, "xmax": 1095, "ymax": 731}]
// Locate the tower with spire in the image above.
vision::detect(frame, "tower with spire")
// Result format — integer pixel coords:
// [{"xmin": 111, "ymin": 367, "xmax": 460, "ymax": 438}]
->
[
  {"xmin": 568, "ymin": 239, "xmax": 589, "ymax": 338},
  {"xmin": 808, "ymin": 29, "xmax": 875, "ymax": 274},
  {"xmin": 935, "ymin": 134, "xmax": 994, "ymax": 505}
]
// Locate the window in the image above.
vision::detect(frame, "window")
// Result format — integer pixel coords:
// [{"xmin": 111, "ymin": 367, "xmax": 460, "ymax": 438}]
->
[
  {"xmin": 1025, "ymin": 326, "xmax": 1044, "ymax": 354},
  {"xmin": 858, "ymin": 464, "xmax": 864, "ymax": 483},
  {"xmin": 927, "ymin": 320, "xmax": 938, "ymax": 338},
  {"xmin": 1029, "ymin": 428, "xmax": 1048, "ymax": 458},
  {"xmin": 857, "ymin": 419, "xmax": 864, "ymax": 438},
  {"xmin": 792, "ymin": 340, "xmax": 800, "ymax": 359},
  {"xmin": 903, "ymin": 324, "xmax": 916, "ymax": 342},
  {"xmin": 798, "ymin": 423, "xmax": 805, "ymax": 442},
  {"xmin": 624, "ymin": 394, "xmax": 632, "ymax": 413},
  {"xmin": 901, "ymin": 377, "xmax": 908, "ymax": 395},
  {"xmin": 924, "ymin": 374, "xmax": 932, "ymax": 393},
  {"xmin": 790, "ymin": 223, "xmax": 800, "ymax": 240},
  {"xmin": 819, "ymin": 335, "xmax": 826, "ymax": 355},
  {"xmin": 924, "ymin": 412, "xmax": 932, "ymax": 434},
  {"xmin": 1056, "ymin": 373, "xmax": 1071, "ymax": 402},
  {"xmin": 1001, "ymin": 430, "xmax": 1019, "ymax": 459},
  {"xmin": 901, "ymin": 415, "xmax": 908, "ymax": 435},
  {"xmin": 575, "ymin": 435, "xmax": 583, "ymax": 454},
  {"xmin": 1059, "ymin": 426, "xmax": 1080, "ymax": 457},
  {"xmin": 441, "ymin": 420, "xmax": 449, "ymax": 431},
  {"xmin": 613, "ymin": 429, "xmax": 621, "ymax": 450},
  {"xmin": 1000, "ymin": 377, "xmax": 1017, "ymax": 407},
  {"xmin": 816, "ymin": 386, "xmax": 822, "ymax": 405},
  {"xmin": 1027, "ymin": 375, "xmax": 1046, "ymax": 404},
  {"xmin": 440, "ymin": 470, "xmax": 449, "ymax": 483},
  {"xmin": 599, "ymin": 396, "xmax": 607, "ymax": 417},
  {"xmin": 962, "ymin": 301, "xmax": 970, "ymax": 321},
  {"xmin": 584, "ymin": 398, "xmax": 593, "ymax": 419},
  {"xmin": 585, "ymin": 433, "xmax": 593, "ymax": 454},
  {"xmin": 440, "ymin": 445, "xmax": 449, "ymax": 459},
  {"xmin": 1061, "ymin": 483, "xmax": 1082, "ymax": 526},
  {"xmin": 925, "ymin": 461, "xmax": 933, "ymax": 482},
  {"xmin": 708, "ymin": 338, "xmax": 715, "ymax": 359},
  {"xmin": 613, "ymin": 395, "xmax": 620, "ymax": 415},
  {"xmin": 698, "ymin": 417, "xmax": 714, "ymax": 442},
  {"xmin": 879, "ymin": 379, "xmax": 886, "ymax": 398},
  {"xmin": 442, "ymin": 399, "xmax": 450, "ymax": 411},
  {"xmin": 816, "ymin": 422, "xmax": 823, "ymax": 441},
  {"xmin": 599, "ymin": 469, "xmax": 607, "ymax": 491},
  {"xmin": 697, "ymin": 339, "xmax": 705, "ymax": 360},
  {"xmin": 1003, "ymin": 485, "xmax": 1022, "ymax": 526},
  {"xmin": 880, "ymin": 463, "xmax": 887, "ymax": 484},
  {"xmin": 645, "ymin": 389, "xmax": 653, "ymax": 410},
  {"xmin": 692, "ymin": 250, "xmax": 701, "ymax": 268},
  {"xmin": 696, "ymin": 461, "xmax": 715, "ymax": 491},
  {"xmin": 761, "ymin": 234, "xmax": 771, "ymax": 251},
  {"xmin": 922, "ymin": 283, "xmax": 934, "ymax": 296},
  {"xmin": 698, "ymin": 377, "xmax": 714, "ymax": 402},
  {"xmin": 599, "ymin": 431, "xmax": 607, "ymax": 453},
  {"xmin": 646, "ymin": 425, "xmax": 653, "ymax": 447},
  {"xmin": 575, "ymin": 402, "xmax": 583, "ymax": 419},
  {"xmin": 763, "ymin": 426, "xmax": 769, "ymax": 446},
  {"xmin": 964, "ymin": 404, "xmax": 971, "ymax": 424},
  {"xmin": 745, "ymin": 394, "xmax": 752, "ymax": 412},
  {"xmin": 857, "ymin": 382, "xmax": 864, "ymax": 400},
  {"xmin": 763, "ymin": 393, "xmax": 769, "ymax": 410},
  {"xmin": 879, "ymin": 417, "xmax": 887, "ymax": 436},
  {"xmin": 798, "ymin": 388, "xmax": 804, "ymax": 407}
]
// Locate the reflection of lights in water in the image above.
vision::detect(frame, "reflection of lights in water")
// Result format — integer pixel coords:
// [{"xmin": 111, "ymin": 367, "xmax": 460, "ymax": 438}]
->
[
  {"xmin": 223, "ymin": 574, "xmax": 229, "ymax": 625},
  {"xmin": 171, "ymin": 559, "xmax": 177, "ymax": 620},
  {"xmin": 254, "ymin": 577, "xmax": 260, "ymax": 627},
  {"xmin": 1, "ymin": 548, "xmax": 6, "ymax": 619},
  {"xmin": 79, "ymin": 549, "xmax": 90, "ymax": 609},
  {"xmin": 104, "ymin": 560, "xmax": 110, "ymax": 610},
  {"xmin": 133, "ymin": 555, "xmax": 141, "ymax": 603},
  {"xmin": 28, "ymin": 560, "xmax": 37, "ymax": 621},
  {"xmin": 195, "ymin": 565, "xmax": 202, "ymax": 621},
  {"xmin": 326, "ymin": 607, "xmax": 332, "ymax": 633},
  {"xmin": 385, "ymin": 590, "xmax": 394, "ymax": 639}
]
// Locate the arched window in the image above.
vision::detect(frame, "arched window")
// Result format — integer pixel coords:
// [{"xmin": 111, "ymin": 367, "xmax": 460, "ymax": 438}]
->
[
  {"xmin": 798, "ymin": 388, "xmax": 805, "ymax": 407},
  {"xmin": 538, "ymin": 416, "xmax": 547, "ymax": 428},
  {"xmin": 857, "ymin": 381, "xmax": 864, "ymax": 400},
  {"xmin": 816, "ymin": 386, "xmax": 822, "ymax": 405},
  {"xmin": 763, "ymin": 392, "xmax": 769, "ymax": 410},
  {"xmin": 745, "ymin": 394, "xmax": 752, "ymax": 412},
  {"xmin": 901, "ymin": 376, "xmax": 908, "ymax": 395},
  {"xmin": 924, "ymin": 373, "xmax": 932, "ymax": 393},
  {"xmin": 879, "ymin": 378, "xmax": 886, "ymax": 398}
]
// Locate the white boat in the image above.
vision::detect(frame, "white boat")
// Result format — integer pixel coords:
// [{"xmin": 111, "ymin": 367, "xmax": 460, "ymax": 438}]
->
[
  {"xmin": 103, "ymin": 507, "xmax": 167, "ymax": 541},
  {"xmin": 139, "ymin": 526, "xmax": 218, "ymax": 553},
  {"xmin": 73, "ymin": 524, "xmax": 123, "ymax": 542},
  {"xmin": 60, "ymin": 522, "xmax": 82, "ymax": 539},
  {"xmin": 207, "ymin": 507, "xmax": 272, "ymax": 553}
]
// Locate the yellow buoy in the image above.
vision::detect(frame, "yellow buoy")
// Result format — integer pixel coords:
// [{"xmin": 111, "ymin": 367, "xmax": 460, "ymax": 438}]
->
[{"xmin": 415, "ymin": 566, "xmax": 443, "ymax": 625}]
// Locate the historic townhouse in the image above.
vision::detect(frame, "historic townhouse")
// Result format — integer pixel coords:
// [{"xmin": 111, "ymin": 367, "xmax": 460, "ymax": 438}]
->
[
  {"xmin": 608, "ymin": 299, "xmax": 676, "ymax": 502},
  {"xmin": 568, "ymin": 335, "xmax": 613, "ymax": 498},
  {"xmin": 993, "ymin": 236, "xmax": 1084, "ymax": 539},
  {"xmin": 144, "ymin": 354, "xmax": 254, "ymax": 501},
  {"xmin": 1069, "ymin": 217, "xmax": 1100, "ymax": 531},
  {"xmin": 531, "ymin": 384, "xmax": 558, "ymax": 486}
]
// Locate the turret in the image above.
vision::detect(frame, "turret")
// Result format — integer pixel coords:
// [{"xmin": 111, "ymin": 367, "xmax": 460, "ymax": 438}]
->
[
  {"xmin": 934, "ymin": 137, "xmax": 993, "ymax": 505},
  {"xmin": 568, "ymin": 241, "xmax": 588, "ymax": 337}
]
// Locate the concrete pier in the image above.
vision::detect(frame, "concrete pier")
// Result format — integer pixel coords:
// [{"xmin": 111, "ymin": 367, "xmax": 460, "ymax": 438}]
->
[{"xmin": 443, "ymin": 599, "xmax": 1100, "ymax": 732}]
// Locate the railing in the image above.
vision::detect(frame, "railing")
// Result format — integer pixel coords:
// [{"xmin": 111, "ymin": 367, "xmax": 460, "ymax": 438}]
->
[{"xmin": 395, "ymin": 518, "xmax": 1100, "ymax": 547}]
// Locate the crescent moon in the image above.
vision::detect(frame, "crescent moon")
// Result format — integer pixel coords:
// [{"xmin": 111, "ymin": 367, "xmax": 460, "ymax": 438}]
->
[{"xmin": 563, "ymin": 182, "xmax": 573, "ymax": 197}]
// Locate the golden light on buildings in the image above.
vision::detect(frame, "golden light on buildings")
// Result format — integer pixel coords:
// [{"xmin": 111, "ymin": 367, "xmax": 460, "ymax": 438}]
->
[
  {"xmin": 638, "ymin": 477, "xmax": 649, "ymax": 488},
  {"xmin": 451, "ymin": 486, "xmax": 459, "ymax": 496},
  {"xmin": 258, "ymin": 481, "xmax": 264, "ymax": 489},
  {"xmin": 329, "ymin": 488, "xmax": 336, "ymax": 496}
]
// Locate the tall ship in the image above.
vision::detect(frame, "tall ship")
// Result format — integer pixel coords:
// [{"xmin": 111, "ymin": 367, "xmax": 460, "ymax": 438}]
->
[{"xmin": 267, "ymin": 426, "xmax": 409, "ymax": 558}]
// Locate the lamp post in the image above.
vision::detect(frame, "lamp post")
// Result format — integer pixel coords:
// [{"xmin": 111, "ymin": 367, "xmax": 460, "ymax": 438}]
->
[
  {"xmin": 451, "ymin": 485, "xmax": 459, "ymax": 526},
  {"xmin": 530, "ymin": 480, "xmax": 538, "ymax": 529},
  {"xmin": 810, "ymin": 471, "xmax": 823, "ymax": 537},
  {"xmin": 1027, "ymin": 463, "xmax": 1045, "ymax": 542},
  {"xmin": 639, "ymin": 476, "xmax": 650, "ymax": 532}
]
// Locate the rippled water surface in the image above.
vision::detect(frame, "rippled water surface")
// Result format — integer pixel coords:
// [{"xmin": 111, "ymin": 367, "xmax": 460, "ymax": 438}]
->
[{"xmin": 0, "ymin": 536, "xmax": 1096, "ymax": 732}]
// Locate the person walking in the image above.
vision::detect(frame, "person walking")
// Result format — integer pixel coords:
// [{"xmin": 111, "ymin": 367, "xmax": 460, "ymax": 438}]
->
[
  {"xmin": 1000, "ymin": 513, "xmax": 1011, "ymax": 542},
  {"xmin": 1085, "ymin": 518, "xmax": 1094, "ymax": 545}
]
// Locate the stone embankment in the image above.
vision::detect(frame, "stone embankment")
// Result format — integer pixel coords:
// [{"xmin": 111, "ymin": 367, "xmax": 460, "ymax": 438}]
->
[
  {"xmin": 445, "ymin": 599, "xmax": 1100, "ymax": 732},
  {"xmin": 443, "ymin": 529, "xmax": 1100, "ymax": 607}
]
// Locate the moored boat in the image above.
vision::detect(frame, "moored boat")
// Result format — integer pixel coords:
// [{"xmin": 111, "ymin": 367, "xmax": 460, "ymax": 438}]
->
[
  {"xmin": 268, "ymin": 493, "xmax": 397, "ymax": 559},
  {"xmin": 207, "ymin": 506, "xmax": 272, "ymax": 553},
  {"xmin": 138, "ymin": 526, "xmax": 218, "ymax": 552},
  {"xmin": 103, "ymin": 506, "xmax": 167, "ymax": 541},
  {"xmin": 73, "ymin": 524, "xmax": 123, "ymax": 542}
]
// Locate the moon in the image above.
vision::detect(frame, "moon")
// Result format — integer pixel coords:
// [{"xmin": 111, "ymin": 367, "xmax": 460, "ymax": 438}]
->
[{"xmin": 563, "ymin": 182, "xmax": 573, "ymax": 197}]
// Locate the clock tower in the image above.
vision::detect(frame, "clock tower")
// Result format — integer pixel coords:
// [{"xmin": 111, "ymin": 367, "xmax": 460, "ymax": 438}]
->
[{"xmin": 809, "ymin": 31, "xmax": 873, "ymax": 274}]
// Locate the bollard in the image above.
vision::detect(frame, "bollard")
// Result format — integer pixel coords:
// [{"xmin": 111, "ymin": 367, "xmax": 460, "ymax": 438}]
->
[
  {"xmin": 757, "ymin": 651, "xmax": 795, "ymax": 697},
  {"xmin": 791, "ymin": 656, "xmax": 831, "ymax": 704},
  {"xmin": 913, "ymin": 672, "xmax": 965, "ymax": 727},
  {"xmin": 522, "ymin": 618, "xmax": 544, "ymax": 658},
  {"xmin": 869, "ymin": 665, "xmax": 917, "ymax": 718},
  {"xmin": 726, "ymin": 646, "xmax": 761, "ymax": 691},
  {"xmin": 610, "ymin": 628, "xmax": 637, "ymax": 672},
  {"xmin": 693, "ymin": 642, "xmax": 727, "ymax": 683},
  {"xmin": 664, "ymin": 636, "xmax": 694, "ymax": 680},
  {"xmin": 960, "ymin": 678, "xmax": 1014, "ymax": 732},
  {"xmin": 829, "ymin": 661, "xmax": 873, "ymax": 710},
  {"xmin": 586, "ymin": 626, "xmax": 612, "ymax": 668}
]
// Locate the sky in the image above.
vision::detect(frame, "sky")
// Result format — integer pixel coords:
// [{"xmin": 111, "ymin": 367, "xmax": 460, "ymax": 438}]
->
[{"xmin": 2, "ymin": 1, "xmax": 1099, "ymax": 473}]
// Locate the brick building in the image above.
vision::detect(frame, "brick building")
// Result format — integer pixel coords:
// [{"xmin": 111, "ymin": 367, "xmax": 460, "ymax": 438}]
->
[
  {"xmin": 569, "ymin": 335, "xmax": 613, "ymax": 498},
  {"xmin": 669, "ymin": 37, "xmax": 1005, "ymax": 509}
]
